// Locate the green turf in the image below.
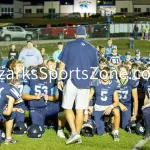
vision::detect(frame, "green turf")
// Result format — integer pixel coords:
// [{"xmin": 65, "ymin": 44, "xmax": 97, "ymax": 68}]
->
[
  {"xmin": 142, "ymin": 140, "xmax": 150, "ymax": 150},
  {"xmin": 0, "ymin": 39, "xmax": 150, "ymax": 57},
  {"xmin": 0, "ymin": 129, "xmax": 142, "ymax": 150}
]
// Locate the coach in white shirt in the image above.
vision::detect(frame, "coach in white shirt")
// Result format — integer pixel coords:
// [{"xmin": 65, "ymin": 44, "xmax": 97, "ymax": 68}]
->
[{"xmin": 19, "ymin": 41, "xmax": 43, "ymax": 68}]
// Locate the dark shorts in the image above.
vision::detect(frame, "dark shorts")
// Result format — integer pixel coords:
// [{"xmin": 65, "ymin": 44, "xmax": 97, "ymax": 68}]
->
[{"xmin": 0, "ymin": 112, "xmax": 16, "ymax": 123}]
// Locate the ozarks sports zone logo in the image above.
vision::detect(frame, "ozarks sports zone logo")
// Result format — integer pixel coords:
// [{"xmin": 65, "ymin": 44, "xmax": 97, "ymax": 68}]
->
[{"xmin": 79, "ymin": 1, "xmax": 91, "ymax": 10}]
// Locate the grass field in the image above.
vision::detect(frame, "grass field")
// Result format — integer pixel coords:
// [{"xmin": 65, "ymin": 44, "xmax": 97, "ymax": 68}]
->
[
  {"xmin": 0, "ymin": 38, "xmax": 150, "ymax": 149},
  {"xmin": 0, "ymin": 39, "xmax": 150, "ymax": 57},
  {"xmin": 0, "ymin": 129, "xmax": 142, "ymax": 150}
]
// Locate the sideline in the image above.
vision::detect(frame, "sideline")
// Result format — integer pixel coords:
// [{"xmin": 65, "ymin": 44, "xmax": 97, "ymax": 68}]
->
[{"xmin": 132, "ymin": 138, "xmax": 150, "ymax": 150}]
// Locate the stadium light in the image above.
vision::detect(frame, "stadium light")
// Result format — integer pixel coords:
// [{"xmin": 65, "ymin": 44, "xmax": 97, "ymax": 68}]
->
[
  {"xmin": 97, "ymin": 0, "xmax": 100, "ymax": 3},
  {"xmin": 65, "ymin": 2, "xmax": 68, "ymax": 5}
]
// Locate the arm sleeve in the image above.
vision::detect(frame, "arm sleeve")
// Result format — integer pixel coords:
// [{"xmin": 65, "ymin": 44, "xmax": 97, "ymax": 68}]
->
[
  {"xmin": 50, "ymin": 86, "xmax": 59, "ymax": 96},
  {"xmin": 22, "ymin": 85, "xmax": 31, "ymax": 94},
  {"xmin": 9, "ymin": 87, "xmax": 21, "ymax": 100},
  {"xmin": 131, "ymin": 79, "xmax": 139, "ymax": 89},
  {"xmin": 58, "ymin": 44, "xmax": 69, "ymax": 65}
]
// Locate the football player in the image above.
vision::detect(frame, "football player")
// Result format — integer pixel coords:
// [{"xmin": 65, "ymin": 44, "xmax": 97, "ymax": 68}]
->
[
  {"xmin": 97, "ymin": 45, "xmax": 106, "ymax": 58},
  {"xmin": 131, "ymin": 49, "xmax": 146, "ymax": 64},
  {"xmin": 145, "ymin": 52, "xmax": 150, "ymax": 64},
  {"xmin": 117, "ymin": 65, "xmax": 139, "ymax": 130},
  {"xmin": 22, "ymin": 64, "xmax": 63, "ymax": 136},
  {"xmin": 94, "ymin": 57, "xmax": 108, "ymax": 79},
  {"xmin": 89, "ymin": 67, "xmax": 120, "ymax": 141},
  {"xmin": 137, "ymin": 64, "xmax": 148, "ymax": 115},
  {"xmin": 9, "ymin": 60, "xmax": 26, "ymax": 123},
  {"xmin": 47, "ymin": 59, "xmax": 66, "ymax": 138},
  {"xmin": 142, "ymin": 67, "xmax": 150, "ymax": 139},
  {"xmin": 123, "ymin": 52, "xmax": 132, "ymax": 63},
  {"xmin": 107, "ymin": 47, "xmax": 122, "ymax": 70},
  {"xmin": 123, "ymin": 61, "xmax": 132, "ymax": 71},
  {"xmin": 0, "ymin": 78, "xmax": 24, "ymax": 144}
]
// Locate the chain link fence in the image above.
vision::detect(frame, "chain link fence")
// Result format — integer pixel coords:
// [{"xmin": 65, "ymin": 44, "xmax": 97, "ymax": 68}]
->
[{"xmin": 1, "ymin": 23, "xmax": 150, "ymax": 42}]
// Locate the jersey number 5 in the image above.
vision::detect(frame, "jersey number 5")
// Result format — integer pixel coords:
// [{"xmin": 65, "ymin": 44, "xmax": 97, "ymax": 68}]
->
[{"xmin": 101, "ymin": 91, "xmax": 108, "ymax": 101}]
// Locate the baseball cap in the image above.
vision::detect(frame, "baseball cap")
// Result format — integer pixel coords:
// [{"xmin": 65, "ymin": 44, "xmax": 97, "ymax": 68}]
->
[
  {"xmin": 125, "ymin": 52, "xmax": 131, "ymax": 55},
  {"xmin": 135, "ymin": 49, "xmax": 140, "ymax": 54},
  {"xmin": 57, "ymin": 42, "xmax": 63, "ymax": 45},
  {"xmin": 76, "ymin": 25, "xmax": 86, "ymax": 35}
]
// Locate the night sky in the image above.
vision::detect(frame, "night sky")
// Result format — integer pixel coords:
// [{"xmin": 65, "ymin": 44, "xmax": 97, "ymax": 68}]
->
[{"xmin": 1, "ymin": 0, "xmax": 74, "ymax": 5}]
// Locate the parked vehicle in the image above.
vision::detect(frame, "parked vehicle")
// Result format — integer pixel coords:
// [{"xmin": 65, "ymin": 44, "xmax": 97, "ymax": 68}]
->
[
  {"xmin": 0, "ymin": 26, "xmax": 33, "ymax": 41},
  {"xmin": 41, "ymin": 23, "xmax": 92, "ymax": 39},
  {"xmin": 112, "ymin": 13, "xmax": 126, "ymax": 19},
  {"xmin": 43, "ymin": 13, "xmax": 60, "ymax": 19},
  {"xmin": 14, "ymin": 23, "xmax": 33, "ymax": 28},
  {"xmin": 90, "ymin": 24, "xmax": 109, "ymax": 37},
  {"xmin": 89, "ymin": 13, "xmax": 101, "ymax": 18},
  {"xmin": 135, "ymin": 12, "xmax": 150, "ymax": 20},
  {"xmin": 65, "ymin": 12, "xmax": 81, "ymax": 19}
]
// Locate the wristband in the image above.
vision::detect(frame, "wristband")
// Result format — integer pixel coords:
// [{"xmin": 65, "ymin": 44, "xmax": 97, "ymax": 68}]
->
[{"xmin": 110, "ymin": 105, "xmax": 114, "ymax": 109}]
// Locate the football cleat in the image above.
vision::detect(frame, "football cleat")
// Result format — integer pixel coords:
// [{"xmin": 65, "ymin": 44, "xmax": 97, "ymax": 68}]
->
[
  {"xmin": 113, "ymin": 134, "xmax": 119, "ymax": 142},
  {"xmin": 66, "ymin": 132, "xmax": 81, "ymax": 145},
  {"xmin": 5, "ymin": 138, "xmax": 18, "ymax": 145},
  {"xmin": 57, "ymin": 130, "xmax": 65, "ymax": 138}
]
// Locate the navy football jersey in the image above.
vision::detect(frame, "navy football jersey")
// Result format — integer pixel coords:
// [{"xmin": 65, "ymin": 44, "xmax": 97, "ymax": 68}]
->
[
  {"xmin": 118, "ymin": 79, "xmax": 139, "ymax": 106},
  {"xmin": 131, "ymin": 57, "xmax": 146, "ymax": 64},
  {"xmin": 24, "ymin": 72, "xmax": 51, "ymax": 109},
  {"xmin": 91, "ymin": 79, "xmax": 119, "ymax": 106},
  {"xmin": 17, "ymin": 75, "xmax": 27, "ymax": 95},
  {"xmin": 107, "ymin": 54, "xmax": 122, "ymax": 65},
  {"xmin": 0, "ymin": 82, "xmax": 21, "ymax": 116},
  {"xmin": 144, "ymin": 79, "xmax": 150, "ymax": 99},
  {"xmin": 145, "ymin": 58, "xmax": 150, "ymax": 64}
]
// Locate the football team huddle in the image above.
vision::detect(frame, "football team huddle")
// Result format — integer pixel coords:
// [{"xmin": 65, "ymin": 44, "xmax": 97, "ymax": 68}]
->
[{"xmin": 0, "ymin": 26, "xmax": 150, "ymax": 146}]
